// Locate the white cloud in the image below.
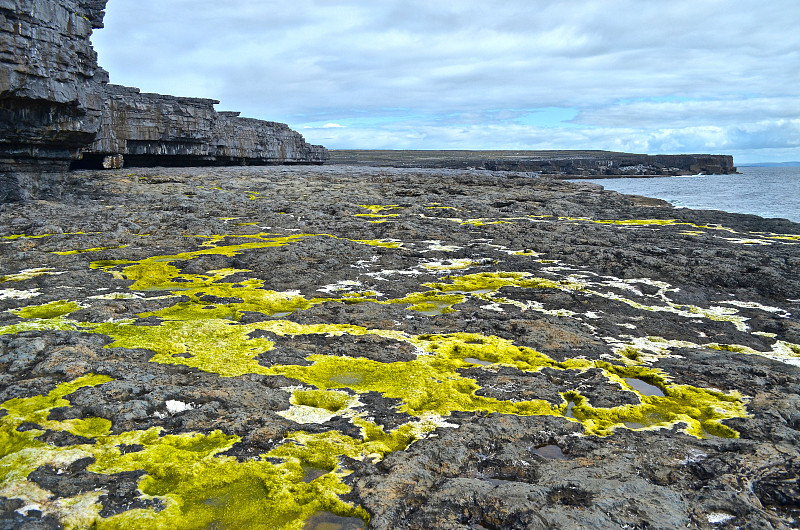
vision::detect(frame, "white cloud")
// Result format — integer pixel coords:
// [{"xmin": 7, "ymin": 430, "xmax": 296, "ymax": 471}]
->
[{"xmin": 91, "ymin": 0, "xmax": 800, "ymax": 162}]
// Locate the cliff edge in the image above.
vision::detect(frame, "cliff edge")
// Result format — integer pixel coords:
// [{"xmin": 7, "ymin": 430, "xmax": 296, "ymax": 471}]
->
[
  {"xmin": 73, "ymin": 84, "xmax": 328, "ymax": 168},
  {"xmin": 0, "ymin": 0, "xmax": 109, "ymax": 200},
  {"xmin": 1, "ymin": 1, "xmax": 327, "ymax": 202}
]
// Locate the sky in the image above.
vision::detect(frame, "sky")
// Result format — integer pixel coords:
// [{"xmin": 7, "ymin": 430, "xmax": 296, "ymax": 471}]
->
[{"xmin": 91, "ymin": 0, "xmax": 800, "ymax": 163}]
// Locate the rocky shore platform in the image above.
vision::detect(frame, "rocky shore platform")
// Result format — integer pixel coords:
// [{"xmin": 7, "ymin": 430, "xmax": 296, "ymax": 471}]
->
[{"xmin": 1, "ymin": 165, "xmax": 799, "ymax": 529}]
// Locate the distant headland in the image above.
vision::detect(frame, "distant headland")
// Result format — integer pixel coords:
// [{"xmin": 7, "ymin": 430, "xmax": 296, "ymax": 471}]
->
[{"xmin": 328, "ymin": 150, "xmax": 736, "ymax": 178}]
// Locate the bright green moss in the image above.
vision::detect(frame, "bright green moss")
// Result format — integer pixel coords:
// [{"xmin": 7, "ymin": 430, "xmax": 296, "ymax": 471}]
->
[
  {"xmin": 358, "ymin": 205, "xmax": 401, "ymax": 214},
  {"xmin": 354, "ymin": 213, "xmax": 399, "ymax": 218},
  {"xmin": 92, "ymin": 319, "xmax": 276, "ymax": 377},
  {"xmin": 293, "ymin": 389, "xmax": 353, "ymax": 412},
  {"xmin": 390, "ymin": 292, "xmax": 466, "ymax": 314},
  {"xmin": 423, "ymin": 272, "xmax": 583, "ymax": 294},
  {"xmin": 1, "ymin": 377, "xmax": 369, "ymax": 530},
  {"xmin": 10, "ymin": 300, "xmax": 83, "ymax": 319}
]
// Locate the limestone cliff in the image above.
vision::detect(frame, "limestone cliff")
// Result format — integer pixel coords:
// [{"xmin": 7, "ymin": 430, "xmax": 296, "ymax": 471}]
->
[
  {"xmin": 1, "ymin": 1, "xmax": 327, "ymax": 202},
  {"xmin": 0, "ymin": 0, "xmax": 109, "ymax": 200},
  {"xmin": 75, "ymin": 84, "xmax": 328, "ymax": 168}
]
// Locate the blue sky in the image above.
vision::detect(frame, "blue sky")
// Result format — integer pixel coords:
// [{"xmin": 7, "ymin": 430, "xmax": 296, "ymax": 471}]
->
[{"xmin": 92, "ymin": 0, "xmax": 800, "ymax": 163}]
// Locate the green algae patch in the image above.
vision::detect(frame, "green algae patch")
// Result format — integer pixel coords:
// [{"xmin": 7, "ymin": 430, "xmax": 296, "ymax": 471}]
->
[
  {"xmin": 561, "ymin": 363, "xmax": 749, "ymax": 438},
  {"xmin": 10, "ymin": 300, "xmax": 83, "ymax": 320},
  {"xmin": 0, "ymin": 377, "xmax": 369, "ymax": 530},
  {"xmin": 358, "ymin": 205, "xmax": 402, "ymax": 214},
  {"xmin": 390, "ymin": 292, "xmax": 466, "ymax": 315},
  {"xmin": 348, "ymin": 238, "xmax": 404, "ymax": 249},
  {"xmin": 270, "ymin": 417, "xmax": 440, "ymax": 471},
  {"xmin": 294, "ymin": 389, "xmax": 353, "ymax": 412},
  {"xmin": 268, "ymin": 351, "xmax": 556, "ymax": 418},
  {"xmin": 1, "ymin": 300, "xmax": 87, "ymax": 336},
  {"xmin": 424, "ymin": 272, "xmax": 584, "ymax": 294},
  {"xmin": 93, "ymin": 319, "xmax": 276, "ymax": 377}
]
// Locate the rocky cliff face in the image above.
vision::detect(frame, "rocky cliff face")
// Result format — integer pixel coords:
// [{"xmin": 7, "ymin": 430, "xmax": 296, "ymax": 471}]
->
[
  {"xmin": 75, "ymin": 85, "xmax": 328, "ymax": 168},
  {"xmin": 0, "ymin": 0, "xmax": 109, "ymax": 201},
  {"xmin": 1, "ymin": 1, "xmax": 326, "ymax": 201}
]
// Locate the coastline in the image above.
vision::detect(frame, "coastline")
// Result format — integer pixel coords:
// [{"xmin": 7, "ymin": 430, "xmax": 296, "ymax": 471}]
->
[{"xmin": 2, "ymin": 165, "xmax": 799, "ymax": 528}]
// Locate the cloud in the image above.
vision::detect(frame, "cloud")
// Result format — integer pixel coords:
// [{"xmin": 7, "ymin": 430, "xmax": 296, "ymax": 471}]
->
[{"xmin": 91, "ymin": 0, "xmax": 800, "ymax": 162}]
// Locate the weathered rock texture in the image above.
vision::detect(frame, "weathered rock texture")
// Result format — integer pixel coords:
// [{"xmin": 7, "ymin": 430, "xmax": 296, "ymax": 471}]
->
[
  {"xmin": 74, "ymin": 84, "xmax": 329, "ymax": 168},
  {"xmin": 329, "ymin": 150, "xmax": 737, "ymax": 177},
  {"xmin": 1, "ymin": 166, "xmax": 798, "ymax": 528},
  {"xmin": 0, "ymin": 0, "xmax": 109, "ymax": 201}
]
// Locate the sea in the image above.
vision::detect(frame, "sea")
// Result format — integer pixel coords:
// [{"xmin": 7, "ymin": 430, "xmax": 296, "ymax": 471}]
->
[{"xmin": 569, "ymin": 166, "xmax": 800, "ymax": 224}]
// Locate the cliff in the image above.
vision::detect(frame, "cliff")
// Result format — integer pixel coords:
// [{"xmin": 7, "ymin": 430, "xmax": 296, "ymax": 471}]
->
[
  {"xmin": 0, "ymin": 0, "xmax": 109, "ymax": 200},
  {"xmin": 1, "ymin": 1, "xmax": 327, "ymax": 202},
  {"xmin": 74, "ymin": 84, "xmax": 328, "ymax": 168},
  {"xmin": 328, "ymin": 150, "xmax": 737, "ymax": 177}
]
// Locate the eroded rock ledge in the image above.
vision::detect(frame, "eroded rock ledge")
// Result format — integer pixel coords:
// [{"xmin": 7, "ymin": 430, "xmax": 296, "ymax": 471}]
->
[{"xmin": 73, "ymin": 84, "xmax": 329, "ymax": 169}]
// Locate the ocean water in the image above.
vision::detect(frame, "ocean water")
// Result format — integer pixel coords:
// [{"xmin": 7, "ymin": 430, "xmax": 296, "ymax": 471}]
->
[{"xmin": 570, "ymin": 166, "xmax": 800, "ymax": 223}]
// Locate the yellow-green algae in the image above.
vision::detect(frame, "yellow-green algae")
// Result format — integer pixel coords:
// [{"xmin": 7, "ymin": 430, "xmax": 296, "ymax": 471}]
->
[
  {"xmin": 0, "ymin": 300, "xmax": 86, "ymax": 335},
  {"xmin": 0, "ymin": 225, "xmax": 776, "ymax": 526},
  {"xmin": 10, "ymin": 300, "xmax": 83, "ymax": 320},
  {"xmin": 79, "ymin": 315, "xmax": 748, "ymax": 438},
  {"xmin": 1, "ymin": 377, "xmax": 371, "ymax": 529},
  {"xmin": 358, "ymin": 205, "xmax": 401, "ymax": 214}
]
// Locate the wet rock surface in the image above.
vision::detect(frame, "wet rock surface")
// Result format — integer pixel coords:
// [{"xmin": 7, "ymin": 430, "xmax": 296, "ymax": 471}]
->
[{"xmin": 1, "ymin": 165, "xmax": 799, "ymax": 528}]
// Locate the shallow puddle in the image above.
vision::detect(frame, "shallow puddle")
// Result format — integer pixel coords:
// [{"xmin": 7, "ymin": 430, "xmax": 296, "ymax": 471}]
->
[
  {"xmin": 304, "ymin": 512, "xmax": 366, "ymax": 530},
  {"xmin": 464, "ymin": 357, "xmax": 493, "ymax": 366},
  {"xmin": 533, "ymin": 444, "xmax": 566, "ymax": 459},
  {"xmin": 624, "ymin": 378, "xmax": 665, "ymax": 397},
  {"xmin": 301, "ymin": 465, "xmax": 330, "ymax": 483},
  {"xmin": 624, "ymin": 421, "xmax": 647, "ymax": 429}
]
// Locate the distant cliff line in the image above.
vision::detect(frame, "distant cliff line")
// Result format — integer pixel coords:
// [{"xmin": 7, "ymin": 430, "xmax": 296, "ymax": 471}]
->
[{"xmin": 327, "ymin": 150, "xmax": 736, "ymax": 177}]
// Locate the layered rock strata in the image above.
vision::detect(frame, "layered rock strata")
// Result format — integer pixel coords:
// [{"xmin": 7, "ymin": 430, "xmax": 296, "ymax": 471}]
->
[
  {"xmin": 0, "ymin": 0, "xmax": 109, "ymax": 201},
  {"xmin": 329, "ymin": 150, "xmax": 737, "ymax": 177},
  {"xmin": 1, "ymin": 1, "xmax": 327, "ymax": 201},
  {"xmin": 73, "ymin": 84, "xmax": 329, "ymax": 168}
]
